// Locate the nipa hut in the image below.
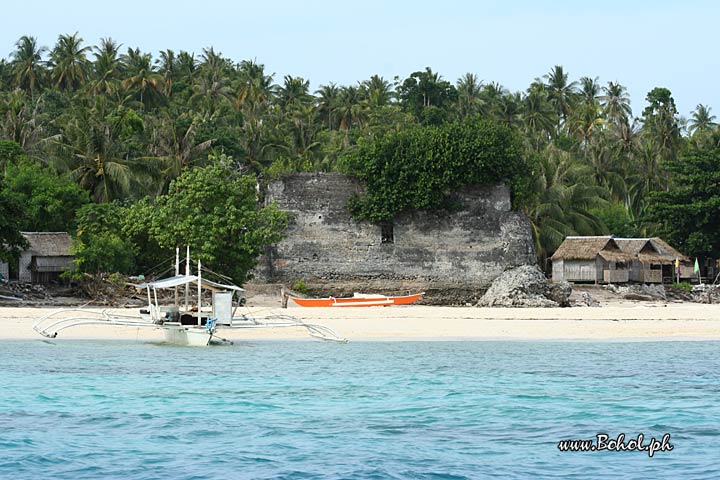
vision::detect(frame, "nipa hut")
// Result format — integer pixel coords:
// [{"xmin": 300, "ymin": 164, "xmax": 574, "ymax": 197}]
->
[
  {"xmin": 614, "ymin": 238, "xmax": 691, "ymax": 283},
  {"xmin": 0, "ymin": 232, "xmax": 74, "ymax": 284},
  {"xmin": 551, "ymin": 236, "xmax": 635, "ymax": 283}
]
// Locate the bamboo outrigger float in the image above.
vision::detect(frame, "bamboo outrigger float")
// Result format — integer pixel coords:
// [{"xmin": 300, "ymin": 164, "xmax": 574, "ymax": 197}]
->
[{"xmin": 33, "ymin": 248, "xmax": 347, "ymax": 346}]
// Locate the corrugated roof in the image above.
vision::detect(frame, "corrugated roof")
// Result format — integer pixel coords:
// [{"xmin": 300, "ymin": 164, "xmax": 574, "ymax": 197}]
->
[{"xmin": 21, "ymin": 232, "xmax": 73, "ymax": 257}]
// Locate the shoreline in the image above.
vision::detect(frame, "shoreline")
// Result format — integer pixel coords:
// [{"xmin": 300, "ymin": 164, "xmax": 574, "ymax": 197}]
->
[{"xmin": 3, "ymin": 304, "xmax": 720, "ymax": 342}]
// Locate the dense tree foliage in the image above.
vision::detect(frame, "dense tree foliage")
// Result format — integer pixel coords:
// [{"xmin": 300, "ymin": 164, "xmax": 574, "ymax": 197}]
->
[
  {"xmin": 345, "ymin": 118, "xmax": 524, "ymax": 222},
  {"xmin": 3, "ymin": 161, "xmax": 89, "ymax": 231},
  {"xmin": 69, "ymin": 160, "xmax": 287, "ymax": 283},
  {"xmin": 0, "ymin": 185, "xmax": 28, "ymax": 264},
  {"xmin": 0, "ymin": 32, "xmax": 718, "ymax": 275},
  {"xmin": 141, "ymin": 160, "xmax": 288, "ymax": 283},
  {"xmin": 647, "ymin": 132, "xmax": 720, "ymax": 258},
  {"xmin": 73, "ymin": 203, "xmax": 137, "ymax": 274}
]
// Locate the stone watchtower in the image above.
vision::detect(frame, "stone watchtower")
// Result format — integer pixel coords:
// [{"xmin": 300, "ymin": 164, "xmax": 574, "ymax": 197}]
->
[{"xmin": 256, "ymin": 173, "xmax": 536, "ymax": 303}]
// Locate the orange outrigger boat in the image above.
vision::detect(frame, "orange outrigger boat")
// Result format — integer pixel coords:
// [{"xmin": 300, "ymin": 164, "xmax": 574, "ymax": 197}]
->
[{"xmin": 288, "ymin": 292, "xmax": 424, "ymax": 307}]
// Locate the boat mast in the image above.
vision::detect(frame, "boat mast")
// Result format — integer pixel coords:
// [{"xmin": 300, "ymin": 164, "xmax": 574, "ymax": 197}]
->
[
  {"xmin": 197, "ymin": 259, "xmax": 202, "ymax": 326},
  {"xmin": 174, "ymin": 247, "xmax": 179, "ymax": 307},
  {"xmin": 184, "ymin": 246, "xmax": 190, "ymax": 311}
]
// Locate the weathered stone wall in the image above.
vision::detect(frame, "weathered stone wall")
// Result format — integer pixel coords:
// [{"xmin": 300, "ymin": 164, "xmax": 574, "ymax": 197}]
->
[{"xmin": 256, "ymin": 173, "xmax": 536, "ymax": 303}]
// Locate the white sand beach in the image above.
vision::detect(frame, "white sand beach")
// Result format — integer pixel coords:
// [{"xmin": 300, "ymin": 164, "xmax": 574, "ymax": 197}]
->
[{"xmin": 3, "ymin": 302, "xmax": 720, "ymax": 341}]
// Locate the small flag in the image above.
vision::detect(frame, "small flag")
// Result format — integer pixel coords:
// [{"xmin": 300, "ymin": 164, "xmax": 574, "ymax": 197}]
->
[{"xmin": 694, "ymin": 258, "xmax": 700, "ymax": 273}]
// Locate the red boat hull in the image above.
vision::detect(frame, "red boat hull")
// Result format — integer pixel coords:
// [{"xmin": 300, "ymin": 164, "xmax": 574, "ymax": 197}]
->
[{"xmin": 288, "ymin": 292, "xmax": 424, "ymax": 307}]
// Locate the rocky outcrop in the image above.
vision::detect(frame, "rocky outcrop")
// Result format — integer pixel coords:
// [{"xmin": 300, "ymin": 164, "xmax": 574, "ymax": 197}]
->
[
  {"xmin": 477, "ymin": 265, "xmax": 570, "ymax": 307},
  {"xmin": 256, "ymin": 173, "xmax": 536, "ymax": 303},
  {"xmin": 604, "ymin": 283, "xmax": 667, "ymax": 301}
]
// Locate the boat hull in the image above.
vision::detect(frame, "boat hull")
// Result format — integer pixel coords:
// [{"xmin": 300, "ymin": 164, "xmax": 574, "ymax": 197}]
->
[
  {"xmin": 163, "ymin": 325, "xmax": 212, "ymax": 346},
  {"xmin": 288, "ymin": 292, "xmax": 424, "ymax": 308}
]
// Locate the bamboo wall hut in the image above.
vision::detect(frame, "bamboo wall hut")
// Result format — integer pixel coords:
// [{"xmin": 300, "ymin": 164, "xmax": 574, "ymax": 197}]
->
[
  {"xmin": 615, "ymin": 239, "xmax": 665, "ymax": 283},
  {"xmin": 0, "ymin": 232, "xmax": 74, "ymax": 284},
  {"xmin": 552, "ymin": 235, "xmax": 693, "ymax": 284},
  {"xmin": 649, "ymin": 238, "xmax": 693, "ymax": 280},
  {"xmin": 551, "ymin": 236, "xmax": 634, "ymax": 283},
  {"xmin": 615, "ymin": 238, "xmax": 691, "ymax": 283}
]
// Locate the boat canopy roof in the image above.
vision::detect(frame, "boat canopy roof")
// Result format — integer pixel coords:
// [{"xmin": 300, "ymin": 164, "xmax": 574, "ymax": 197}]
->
[{"xmin": 139, "ymin": 275, "xmax": 244, "ymax": 292}]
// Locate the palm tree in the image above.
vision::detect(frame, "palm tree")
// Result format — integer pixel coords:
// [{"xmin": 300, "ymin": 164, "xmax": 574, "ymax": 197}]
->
[
  {"xmin": 641, "ymin": 87, "xmax": 680, "ymax": 165},
  {"xmin": 0, "ymin": 89, "xmax": 47, "ymax": 149},
  {"xmin": 90, "ymin": 37, "xmax": 122, "ymax": 97},
  {"xmin": 578, "ymin": 76, "xmax": 600, "ymax": 107},
  {"xmin": 494, "ymin": 92, "xmax": 523, "ymax": 129},
  {"xmin": 277, "ymin": 75, "xmax": 312, "ymax": 109},
  {"xmin": 175, "ymin": 51, "xmax": 198, "ymax": 85},
  {"xmin": 280, "ymin": 103, "xmax": 321, "ymax": 169},
  {"xmin": 232, "ymin": 60, "xmax": 277, "ymax": 170},
  {"xmin": 687, "ymin": 104, "xmax": 717, "ymax": 135},
  {"xmin": 523, "ymin": 145, "xmax": 608, "ymax": 264},
  {"xmin": 156, "ymin": 49, "xmax": 177, "ymax": 97},
  {"xmin": 147, "ymin": 113, "xmax": 213, "ymax": 188},
  {"xmin": 121, "ymin": 48, "xmax": 164, "ymax": 109},
  {"xmin": 51, "ymin": 97, "xmax": 160, "ymax": 202},
  {"xmin": 582, "ymin": 136, "xmax": 626, "ymax": 201},
  {"xmin": 198, "ymin": 47, "xmax": 231, "ymax": 84},
  {"xmin": 315, "ymin": 83, "xmax": 340, "ymax": 130},
  {"xmin": 337, "ymin": 85, "xmax": 364, "ymax": 131},
  {"xmin": 10, "ymin": 36, "xmax": 47, "ymax": 97},
  {"xmin": 49, "ymin": 32, "xmax": 90, "ymax": 91},
  {"xmin": 361, "ymin": 75, "xmax": 393, "ymax": 108},
  {"xmin": 568, "ymin": 77, "xmax": 603, "ymax": 145},
  {"xmin": 600, "ymin": 81, "xmax": 632, "ymax": 127},
  {"xmin": 455, "ymin": 72, "xmax": 484, "ymax": 118},
  {"xmin": 190, "ymin": 72, "xmax": 231, "ymax": 118},
  {"xmin": 235, "ymin": 59, "xmax": 275, "ymax": 109},
  {"xmin": 522, "ymin": 83, "xmax": 557, "ymax": 141},
  {"xmin": 543, "ymin": 65, "xmax": 578, "ymax": 123}
]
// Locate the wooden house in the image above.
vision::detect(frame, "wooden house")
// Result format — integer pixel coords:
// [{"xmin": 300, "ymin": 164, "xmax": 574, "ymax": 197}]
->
[
  {"xmin": 0, "ymin": 232, "xmax": 74, "ymax": 284},
  {"xmin": 615, "ymin": 238, "xmax": 691, "ymax": 283},
  {"xmin": 614, "ymin": 238, "xmax": 665, "ymax": 283},
  {"xmin": 649, "ymin": 237, "xmax": 693, "ymax": 280},
  {"xmin": 551, "ymin": 236, "xmax": 635, "ymax": 283}
]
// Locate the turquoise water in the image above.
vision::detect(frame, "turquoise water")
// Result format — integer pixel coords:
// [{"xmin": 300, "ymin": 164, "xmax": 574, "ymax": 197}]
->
[{"xmin": 0, "ymin": 340, "xmax": 718, "ymax": 479}]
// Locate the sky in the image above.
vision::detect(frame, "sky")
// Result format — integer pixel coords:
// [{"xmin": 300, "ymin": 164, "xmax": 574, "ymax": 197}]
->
[{"xmin": 2, "ymin": 0, "xmax": 718, "ymax": 119}]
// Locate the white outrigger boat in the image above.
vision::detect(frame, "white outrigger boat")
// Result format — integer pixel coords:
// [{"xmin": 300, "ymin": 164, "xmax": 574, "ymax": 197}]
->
[{"xmin": 33, "ymin": 249, "xmax": 347, "ymax": 346}]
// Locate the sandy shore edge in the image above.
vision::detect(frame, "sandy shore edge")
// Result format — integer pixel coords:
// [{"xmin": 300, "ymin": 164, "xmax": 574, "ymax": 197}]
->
[{"xmin": 2, "ymin": 303, "xmax": 720, "ymax": 341}]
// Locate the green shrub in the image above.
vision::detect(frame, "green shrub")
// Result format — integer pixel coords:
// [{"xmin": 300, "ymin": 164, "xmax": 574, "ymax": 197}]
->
[
  {"xmin": 292, "ymin": 279, "xmax": 310, "ymax": 295},
  {"xmin": 672, "ymin": 282, "xmax": 693, "ymax": 292}
]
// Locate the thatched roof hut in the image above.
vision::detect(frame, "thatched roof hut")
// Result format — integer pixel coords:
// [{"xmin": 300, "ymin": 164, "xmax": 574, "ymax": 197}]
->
[
  {"xmin": 22, "ymin": 232, "xmax": 73, "ymax": 257},
  {"xmin": 3, "ymin": 232, "xmax": 75, "ymax": 283},
  {"xmin": 614, "ymin": 237, "xmax": 691, "ymax": 265},
  {"xmin": 552, "ymin": 235, "xmax": 691, "ymax": 284},
  {"xmin": 551, "ymin": 236, "xmax": 634, "ymax": 263},
  {"xmin": 649, "ymin": 237, "xmax": 690, "ymax": 263},
  {"xmin": 615, "ymin": 238, "xmax": 668, "ymax": 265},
  {"xmin": 551, "ymin": 236, "xmax": 634, "ymax": 283}
]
